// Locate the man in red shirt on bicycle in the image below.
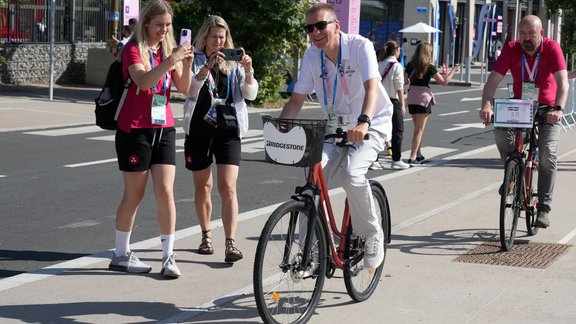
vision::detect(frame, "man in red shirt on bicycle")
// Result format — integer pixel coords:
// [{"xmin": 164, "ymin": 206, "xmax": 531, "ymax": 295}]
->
[{"xmin": 480, "ymin": 15, "xmax": 569, "ymax": 228}]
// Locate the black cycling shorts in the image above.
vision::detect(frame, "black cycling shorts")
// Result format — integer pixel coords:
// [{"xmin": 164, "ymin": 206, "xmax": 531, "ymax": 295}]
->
[
  {"xmin": 184, "ymin": 132, "xmax": 241, "ymax": 171},
  {"xmin": 115, "ymin": 127, "xmax": 176, "ymax": 172}
]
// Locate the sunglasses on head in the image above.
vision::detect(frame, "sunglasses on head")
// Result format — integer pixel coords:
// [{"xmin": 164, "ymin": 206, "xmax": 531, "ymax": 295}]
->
[{"xmin": 303, "ymin": 20, "xmax": 335, "ymax": 33}]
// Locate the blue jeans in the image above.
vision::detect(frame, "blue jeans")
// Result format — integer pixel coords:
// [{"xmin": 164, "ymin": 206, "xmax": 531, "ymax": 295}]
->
[{"xmin": 494, "ymin": 122, "xmax": 561, "ymax": 211}]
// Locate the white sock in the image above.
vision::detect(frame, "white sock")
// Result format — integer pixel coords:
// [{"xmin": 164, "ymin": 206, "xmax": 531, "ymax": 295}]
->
[
  {"xmin": 161, "ymin": 234, "xmax": 175, "ymax": 258},
  {"xmin": 114, "ymin": 230, "xmax": 132, "ymax": 257}
]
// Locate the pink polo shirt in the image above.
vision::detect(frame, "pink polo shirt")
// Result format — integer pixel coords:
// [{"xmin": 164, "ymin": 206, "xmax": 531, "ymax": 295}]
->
[
  {"xmin": 492, "ymin": 37, "xmax": 566, "ymax": 106},
  {"xmin": 117, "ymin": 41, "xmax": 175, "ymax": 132}
]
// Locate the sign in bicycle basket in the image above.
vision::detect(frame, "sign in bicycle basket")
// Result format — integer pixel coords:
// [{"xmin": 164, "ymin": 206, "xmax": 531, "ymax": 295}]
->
[
  {"xmin": 262, "ymin": 116, "xmax": 326, "ymax": 167},
  {"xmin": 493, "ymin": 99, "xmax": 534, "ymax": 128}
]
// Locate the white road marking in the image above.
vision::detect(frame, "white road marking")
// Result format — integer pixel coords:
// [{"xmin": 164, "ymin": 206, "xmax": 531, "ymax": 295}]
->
[
  {"xmin": 438, "ymin": 110, "xmax": 469, "ymax": 116},
  {"xmin": 434, "ymin": 88, "xmax": 482, "ymax": 96},
  {"xmin": 460, "ymin": 97, "xmax": 482, "ymax": 101},
  {"xmin": 26, "ymin": 125, "xmax": 104, "ymax": 136},
  {"xmin": 558, "ymin": 228, "xmax": 576, "ymax": 244},
  {"xmin": 64, "ymin": 158, "xmax": 118, "ymax": 168},
  {"xmin": 86, "ymin": 134, "xmax": 115, "ymax": 141},
  {"xmin": 444, "ymin": 123, "xmax": 486, "ymax": 132}
]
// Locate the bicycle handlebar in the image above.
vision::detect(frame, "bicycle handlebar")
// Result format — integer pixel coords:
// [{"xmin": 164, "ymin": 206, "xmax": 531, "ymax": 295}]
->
[{"xmin": 325, "ymin": 128, "xmax": 370, "ymax": 146}]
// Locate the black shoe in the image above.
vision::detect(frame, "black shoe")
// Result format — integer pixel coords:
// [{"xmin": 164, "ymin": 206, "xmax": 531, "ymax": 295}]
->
[{"xmin": 534, "ymin": 210, "xmax": 550, "ymax": 228}]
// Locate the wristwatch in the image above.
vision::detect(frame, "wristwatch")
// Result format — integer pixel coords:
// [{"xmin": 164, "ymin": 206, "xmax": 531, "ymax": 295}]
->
[
  {"xmin": 357, "ymin": 114, "xmax": 371, "ymax": 126},
  {"xmin": 554, "ymin": 105, "xmax": 563, "ymax": 111}
]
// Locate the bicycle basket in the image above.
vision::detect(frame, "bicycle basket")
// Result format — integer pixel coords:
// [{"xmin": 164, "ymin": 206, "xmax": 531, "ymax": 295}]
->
[{"xmin": 262, "ymin": 115, "xmax": 326, "ymax": 167}]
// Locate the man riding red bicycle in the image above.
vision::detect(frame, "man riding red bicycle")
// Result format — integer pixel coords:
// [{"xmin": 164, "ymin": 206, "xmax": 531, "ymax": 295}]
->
[
  {"xmin": 279, "ymin": 3, "xmax": 393, "ymax": 270},
  {"xmin": 480, "ymin": 15, "xmax": 569, "ymax": 228}
]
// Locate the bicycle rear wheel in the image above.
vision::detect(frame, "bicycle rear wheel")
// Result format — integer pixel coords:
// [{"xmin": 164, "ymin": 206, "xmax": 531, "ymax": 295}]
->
[
  {"xmin": 343, "ymin": 184, "xmax": 389, "ymax": 302},
  {"xmin": 500, "ymin": 158, "xmax": 522, "ymax": 251},
  {"xmin": 525, "ymin": 151, "xmax": 539, "ymax": 236},
  {"xmin": 253, "ymin": 200, "xmax": 327, "ymax": 324}
]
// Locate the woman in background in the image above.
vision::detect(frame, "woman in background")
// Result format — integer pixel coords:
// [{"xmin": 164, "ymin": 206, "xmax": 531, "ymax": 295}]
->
[{"xmin": 405, "ymin": 41, "xmax": 458, "ymax": 165}]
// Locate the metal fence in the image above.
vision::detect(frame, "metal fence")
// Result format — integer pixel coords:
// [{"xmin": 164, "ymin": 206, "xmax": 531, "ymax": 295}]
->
[{"xmin": 1, "ymin": 0, "xmax": 109, "ymax": 44}]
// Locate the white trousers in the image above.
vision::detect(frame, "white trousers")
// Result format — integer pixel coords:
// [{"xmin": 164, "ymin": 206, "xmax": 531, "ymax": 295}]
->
[{"xmin": 321, "ymin": 130, "xmax": 385, "ymax": 237}]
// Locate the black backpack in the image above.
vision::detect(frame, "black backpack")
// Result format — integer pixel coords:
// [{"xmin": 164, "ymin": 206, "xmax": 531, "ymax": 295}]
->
[{"xmin": 94, "ymin": 60, "xmax": 132, "ymax": 130}]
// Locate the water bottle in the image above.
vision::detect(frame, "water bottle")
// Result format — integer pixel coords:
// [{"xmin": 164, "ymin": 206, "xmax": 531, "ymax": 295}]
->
[{"xmin": 533, "ymin": 147, "xmax": 539, "ymax": 162}]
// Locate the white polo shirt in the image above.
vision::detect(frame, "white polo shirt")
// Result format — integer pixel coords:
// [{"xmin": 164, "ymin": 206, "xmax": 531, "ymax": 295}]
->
[{"xmin": 294, "ymin": 32, "xmax": 392, "ymax": 137}]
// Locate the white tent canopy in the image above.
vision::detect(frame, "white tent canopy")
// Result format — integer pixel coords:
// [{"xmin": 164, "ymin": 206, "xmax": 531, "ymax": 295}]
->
[{"xmin": 399, "ymin": 22, "xmax": 441, "ymax": 34}]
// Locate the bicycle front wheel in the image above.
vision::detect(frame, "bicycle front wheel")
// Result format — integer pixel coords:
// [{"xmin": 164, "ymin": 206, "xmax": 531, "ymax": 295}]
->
[
  {"xmin": 343, "ymin": 184, "xmax": 389, "ymax": 302},
  {"xmin": 253, "ymin": 200, "xmax": 328, "ymax": 324},
  {"xmin": 500, "ymin": 158, "xmax": 522, "ymax": 251}
]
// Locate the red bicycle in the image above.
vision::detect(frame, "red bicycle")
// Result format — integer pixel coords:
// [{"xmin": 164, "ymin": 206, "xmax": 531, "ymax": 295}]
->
[
  {"xmin": 497, "ymin": 103, "xmax": 551, "ymax": 251},
  {"xmin": 253, "ymin": 116, "xmax": 391, "ymax": 324}
]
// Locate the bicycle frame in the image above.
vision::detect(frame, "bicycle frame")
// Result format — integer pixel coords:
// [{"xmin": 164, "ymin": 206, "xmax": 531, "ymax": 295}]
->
[
  {"xmin": 509, "ymin": 125, "xmax": 539, "ymax": 210},
  {"xmin": 295, "ymin": 161, "xmax": 352, "ymax": 271}
]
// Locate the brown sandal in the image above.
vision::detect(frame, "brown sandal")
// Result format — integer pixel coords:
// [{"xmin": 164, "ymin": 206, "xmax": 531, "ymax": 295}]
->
[
  {"xmin": 198, "ymin": 230, "xmax": 214, "ymax": 255},
  {"xmin": 224, "ymin": 238, "xmax": 243, "ymax": 263}
]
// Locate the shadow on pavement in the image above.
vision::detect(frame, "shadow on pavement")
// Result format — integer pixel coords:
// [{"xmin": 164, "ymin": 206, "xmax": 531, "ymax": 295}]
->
[{"xmin": 0, "ymin": 301, "xmax": 181, "ymax": 323}]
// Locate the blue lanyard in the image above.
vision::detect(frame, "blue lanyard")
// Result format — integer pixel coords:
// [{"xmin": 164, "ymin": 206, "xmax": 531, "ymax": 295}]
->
[
  {"xmin": 320, "ymin": 38, "xmax": 342, "ymax": 108},
  {"xmin": 208, "ymin": 67, "xmax": 231, "ymax": 100},
  {"xmin": 150, "ymin": 49, "xmax": 167, "ymax": 94}
]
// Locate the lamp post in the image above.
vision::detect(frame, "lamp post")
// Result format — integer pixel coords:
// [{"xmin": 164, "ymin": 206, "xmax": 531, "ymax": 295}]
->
[{"xmin": 110, "ymin": 0, "xmax": 120, "ymax": 39}]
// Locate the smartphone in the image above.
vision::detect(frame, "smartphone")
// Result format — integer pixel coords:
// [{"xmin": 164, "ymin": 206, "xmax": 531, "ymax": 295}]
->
[
  {"xmin": 221, "ymin": 48, "xmax": 243, "ymax": 61},
  {"xmin": 179, "ymin": 28, "xmax": 192, "ymax": 48}
]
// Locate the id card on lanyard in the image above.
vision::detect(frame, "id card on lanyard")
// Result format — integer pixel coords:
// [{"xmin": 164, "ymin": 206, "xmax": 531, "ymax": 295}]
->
[
  {"xmin": 520, "ymin": 40, "xmax": 542, "ymax": 102},
  {"xmin": 321, "ymin": 36, "xmax": 352, "ymax": 133},
  {"xmin": 150, "ymin": 49, "xmax": 168, "ymax": 125}
]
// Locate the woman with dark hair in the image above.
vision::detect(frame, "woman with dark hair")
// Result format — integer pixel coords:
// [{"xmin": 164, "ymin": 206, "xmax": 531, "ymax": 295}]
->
[
  {"xmin": 405, "ymin": 41, "xmax": 458, "ymax": 165},
  {"xmin": 182, "ymin": 15, "xmax": 258, "ymax": 263},
  {"xmin": 378, "ymin": 40, "xmax": 408, "ymax": 169},
  {"xmin": 109, "ymin": 0, "xmax": 193, "ymax": 278}
]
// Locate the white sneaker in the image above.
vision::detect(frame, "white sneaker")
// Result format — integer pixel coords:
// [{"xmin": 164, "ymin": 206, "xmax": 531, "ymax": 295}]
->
[
  {"xmin": 391, "ymin": 160, "xmax": 410, "ymax": 169},
  {"xmin": 161, "ymin": 254, "xmax": 181, "ymax": 278},
  {"xmin": 363, "ymin": 232, "xmax": 384, "ymax": 270},
  {"xmin": 108, "ymin": 251, "xmax": 152, "ymax": 273},
  {"xmin": 369, "ymin": 161, "xmax": 384, "ymax": 170}
]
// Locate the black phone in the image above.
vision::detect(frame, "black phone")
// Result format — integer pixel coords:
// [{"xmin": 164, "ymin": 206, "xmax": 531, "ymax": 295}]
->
[{"xmin": 221, "ymin": 48, "xmax": 243, "ymax": 61}]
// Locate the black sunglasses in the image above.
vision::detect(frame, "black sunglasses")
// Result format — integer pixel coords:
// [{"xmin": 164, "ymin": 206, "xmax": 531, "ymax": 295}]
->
[{"xmin": 303, "ymin": 20, "xmax": 335, "ymax": 33}]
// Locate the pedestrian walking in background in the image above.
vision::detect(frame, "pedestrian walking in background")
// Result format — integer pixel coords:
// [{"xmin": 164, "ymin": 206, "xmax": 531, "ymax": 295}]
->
[
  {"xmin": 405, "ymin": 41, "xmax": 458, "ymax": 165},
  {"xmin": 378, "ymin": 40, "xmax": 409, "ymax": 169},
  {"xmin": 108, "ymin": 0, "xmax": 193, "ymax": 278},
  {"xmin": 182, "ymin": 15, "xmax": 258, "ymax": 263}
]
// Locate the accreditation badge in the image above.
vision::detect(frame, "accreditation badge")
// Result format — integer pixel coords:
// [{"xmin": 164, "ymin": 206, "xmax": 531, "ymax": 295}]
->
[
  {"xmin": 326, "ymin": 105, "xmax": 337, "ymax": 134},
  {"xmin": 521, "ymin": 82, "xmax": 539, "ymax": 102},
  {"xmin": 337, "ymin": 114, "xmax": 355, "ymax": 131},
  {"xmin": 151, "ymin": 94, "xmax": 167, "ymax": 125}
]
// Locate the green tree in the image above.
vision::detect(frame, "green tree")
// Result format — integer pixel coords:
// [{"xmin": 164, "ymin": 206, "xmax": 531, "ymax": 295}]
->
[{"xmin": 171, "ymin": 0, "xmax": 309, "ymax": 105}]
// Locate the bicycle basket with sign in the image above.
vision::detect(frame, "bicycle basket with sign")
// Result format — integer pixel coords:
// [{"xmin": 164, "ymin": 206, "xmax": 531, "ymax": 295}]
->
[{"xmin": 261, "ymin": 116, "xmax": 326, "ymax": 167}]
